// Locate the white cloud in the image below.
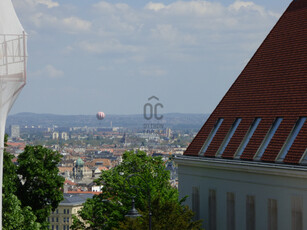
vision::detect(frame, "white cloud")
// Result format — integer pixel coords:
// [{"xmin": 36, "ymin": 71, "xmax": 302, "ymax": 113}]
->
[
  {"xmin": 229, "ymin": 1, "xmax": 265, "ymax": 14},
  {"xmin": 139, "ymin": 66, "xmax": 167, "ymax": 77},
  {"xmin": 93, "ymin": 1, "xmax": 131, "ymax": 13},
  {"xmin": 32, "ymin": 65, "xmax": 64, "ymax": 78},
  {"xmin": 151, "ymin": 24, "xmax": 196, "ymax": 45},
  {"xmin": 77, "ymin": 40, "xmax": 139, "ymax": 54},
  {"xmin": 35, "ymin": 0, "xmax": 59, "ymax": 8},
  {"xmin": 92, "ymin": 1, "xmax": 139, "ymax": 35},
  {"xmin": 14, "ymin": 0, "xmax": 59, "ymax": 8},
  {"xmin": 145, "ymin": 2, "xmax": 166, "ymax": 11},
  {"xmin": 15, "ymin": 0, "xmax": 280, "ymax": 61},
  {"xmin": 30, "ymin": 13, "xmax": 91, "ymax": 33},
  {"xmin": 97, "ymin": 66, "xmax": 107, "ymax": 71},
  {"xmin": 62, "ymin": 17, "xmax": 92, "ymax": 32},
  {"xmin": 11, "ymin": 0, "xmax": 286, "ymax": 114},
  {"xmin": 145, "ymin": 1, "xmax": 224, "ymax": 16},
  {"xmin": 45, "ymin": 65, "xmax": 64, "ymax": 78}
]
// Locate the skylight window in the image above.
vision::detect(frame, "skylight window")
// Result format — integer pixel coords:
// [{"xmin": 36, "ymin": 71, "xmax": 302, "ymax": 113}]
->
[
  {"xmin": 234, "ymin": 118, "xmax": 261, "ymax": 159},
  {"xmin": 276, "ymin": 117, "xmax": 306, "ymax": 162},
  {"xmin": 216, "ymin": 118, "xmax": 242, "ymax": 157},
  {"xmin": 199, "ymin": 118, "xmax": 224, "ymax": 156},
  {"xmin": 254, "ymin": 118, "xmax": 283, "ymax": 161},
  {"xmin": 299, "ymin": 149, "xmax": 307, "ymax": 165}
]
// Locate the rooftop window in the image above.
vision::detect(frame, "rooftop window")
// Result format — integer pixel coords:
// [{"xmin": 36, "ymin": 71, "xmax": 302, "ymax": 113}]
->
[
  {"xmin": 254, "ymin": 118, "xmax": 283, "ymax": 161},
  {"xmin": 216, "ymin": 118, "xmax": 242, "ymax": 157},
  {"xmin": 276, "ymin": 117, "xmax": 306, "ymax": 162},
  {"xmin": 235, "ymin": 118, "xmax": 261, "ymax": 159},
  {"xmin": 199, "ymin": 118, "xmax": 224, "ymax": 156},
  {"xmin": 299, "ymin": 148, "xmax": 307, "ymax": 165}
]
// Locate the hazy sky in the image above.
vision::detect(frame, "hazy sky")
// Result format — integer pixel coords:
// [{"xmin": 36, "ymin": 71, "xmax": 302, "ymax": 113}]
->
[{"xmin": 10, "ymin": 0, "xmax": 292, "ymax": 115}]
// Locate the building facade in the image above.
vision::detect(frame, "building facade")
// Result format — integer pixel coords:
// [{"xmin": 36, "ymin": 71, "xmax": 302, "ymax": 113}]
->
[
  {"xmin": 10, "ymin": 125, "xmax": 20, "ymax": 139},
  {"xmin": 48, "ymin": 193, "xmax": 95, "ymax": 230},
  {"xmin": 176, "ymin": 1, "xmax": 307, "ymax": 230}
]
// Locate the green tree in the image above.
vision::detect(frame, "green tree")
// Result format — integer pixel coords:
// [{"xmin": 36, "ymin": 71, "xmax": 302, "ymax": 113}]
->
[
  {"xmin": 3, "ymin": 193, "xmax": 40, "ymax": 230},
  {"xmin": 71, "ymin": 150, "xmax": 202, "ymax": 230},
  {"xmin": 2, "ymin": 135, "xmax": 41, "ymax": 230},
  {"xmin": 3, "ymin": 136, "xmax": 19, "ymax": 197},
  {"xmin": 17, "ymin": 145, "xmax": 65, "ymax": 228},
  {"xmin": 117, "ymin": 197, "xmax": 202, "ymax": 230}
]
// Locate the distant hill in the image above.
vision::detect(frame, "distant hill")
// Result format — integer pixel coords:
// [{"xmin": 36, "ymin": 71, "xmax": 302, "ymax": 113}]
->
[{"xmin": 6, "ymin": 113, "xmax": 209, "ymax": 130}]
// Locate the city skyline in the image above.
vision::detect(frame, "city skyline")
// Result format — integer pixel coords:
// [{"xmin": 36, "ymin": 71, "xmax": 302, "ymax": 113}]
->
[{"xmin": 10, "ymin": 0, "xmax": 292, "ymax": 115}]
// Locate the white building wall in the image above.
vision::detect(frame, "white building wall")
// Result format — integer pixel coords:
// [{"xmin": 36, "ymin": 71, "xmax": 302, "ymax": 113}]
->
[{"xmin": 176, "ymin": 156, "xmax": 307, "ymax": 230}]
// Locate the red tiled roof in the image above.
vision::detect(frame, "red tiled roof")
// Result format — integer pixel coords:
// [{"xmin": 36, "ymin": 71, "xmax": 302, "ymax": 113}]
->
[
  {"xmin": 6, "ymin": 142, "xmax": 26, "ymax": 149},
  {"xmin": 85, "ymin": 158, "xmax": 112, "ymax": 167},
  {"xmin": 97, "ymin": 166, "xmax": 108, "ymax": 171},
  {"xmin": 184, "ymin": 0, "xmax": 307, "ymax": 165},
  {"xmin": 64, "ymin": 179, "xmax": 77, "ymax": 186},
  {"xmin": 58, "ymin": 166, "xmax": 73, "ymax": 172}
]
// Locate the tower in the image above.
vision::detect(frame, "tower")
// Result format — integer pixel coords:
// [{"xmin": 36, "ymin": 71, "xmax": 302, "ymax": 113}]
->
[
  {"xmin": 0, "ymin": 1, "xmax": 27, "ymax": 228},
  {"xmin": 10, "ymin": 125, "xmax": 20, "ymax": 139}
]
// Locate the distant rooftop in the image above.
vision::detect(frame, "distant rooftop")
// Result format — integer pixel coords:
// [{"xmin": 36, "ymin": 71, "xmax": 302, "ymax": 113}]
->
[{"xmin": 60, "ymin": 193, "xmax": 95, "ymax": 206}]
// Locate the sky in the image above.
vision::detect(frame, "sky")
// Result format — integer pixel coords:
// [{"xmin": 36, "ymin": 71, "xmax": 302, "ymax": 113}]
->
[{"xmin": 9, "ymin": 0, "xmax": 292, "ymax": 115}]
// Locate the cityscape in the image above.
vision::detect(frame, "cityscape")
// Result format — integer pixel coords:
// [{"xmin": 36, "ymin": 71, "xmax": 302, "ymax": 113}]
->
[
  {"xmin": 4, "ymin": 112, "xmax": 208, "ymax": 229},
  {"xmin": 1, "ymin": 0, "xmax": 304, "ymax": 230}
]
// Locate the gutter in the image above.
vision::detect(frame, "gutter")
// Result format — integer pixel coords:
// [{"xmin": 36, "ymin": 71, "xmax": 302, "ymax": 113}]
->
[{"xmin": 174, "ymin": 155, "xmax": 307, "ymax": 179}]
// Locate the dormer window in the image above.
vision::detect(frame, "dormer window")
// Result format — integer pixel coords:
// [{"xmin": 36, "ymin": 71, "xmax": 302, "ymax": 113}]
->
[
  {"xmin": 199, "ymin": 118, "xmax": 224, "ymax": 156},
  {"xmin": 235, "ymin": 118, "xmax": 261, "ymax": 159},
  {"xmin": 216, "ymin": 118, "xmax": 242, "ymax": 157},
  {"xmin": 254, "ymin": 117, "xmax": 283, "ymax": 161},
  {"xmin": 276, "ymin": 117, "xmax": 306, "ymax": 162}
]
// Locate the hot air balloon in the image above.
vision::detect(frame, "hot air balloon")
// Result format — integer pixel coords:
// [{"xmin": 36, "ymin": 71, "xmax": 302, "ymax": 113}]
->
[
  {"xmin": 0, "ymin": 0, "xmax": 27, "ymax": 228},
  {"xmin": 96, "ymin": 111, "xmax": 105, "ymax": 120}
]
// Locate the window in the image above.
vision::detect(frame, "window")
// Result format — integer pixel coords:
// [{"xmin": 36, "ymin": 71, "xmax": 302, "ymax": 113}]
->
[
  {"xmin": 216, "ymin": 118, "xmax": 242, "ymax": 157},
  {"xmin": 56, "ymin": 217, "xmax": 58, "ymax": 222},
  {"xmin": 63, "ymin": 217, "xmax": 66, "ymax": 223},
  {"xmin": 246, "ymin": 195, "xmax": 255, "ymax": 230},
  {"xmin": 209, "ymin": 189, "xmax": 217, "ymax": 230},
  {"xmin": 299, "ymin": 149, "xmax": 307, "ymax": 165},
  {"xmin": 52, "ymin": 217, "xmax": 54, "ymax": 222},
  {"xmin": 52, "ymin": 226, "xmax": 54, "ymax": 230},
  {"xmin": 199, "ymin": 118, "xmax": 224, "ymax": 156},
  {"xmin": 268, "ymin": 199, "xmax": 278, "ymax": 230},
  {"xmin": 192, "ymin": 187, "xmax": 200, "ymax": 220},
  {"xmin": 292, "ymin": 196, "xmax": 303, "ymax": 230},
  {"xmin": 67, "ymin": 209, "xmax": 70, "ymax": 214},
  {"xmin": 64, "ymin": 209, "xmax": 66, "ymax": 214},
  {"xmin": 67, "ymin": 217, "xmax": 69, "ymax": 223},
  {"xmin": 56, "ymin": 209, "xmax": 58, "ymax": 214},
  {"xmin": 64, "ymin": 227, "xmax": 66, "ymax": 230},
  {"xmin": 227, "ymin": 192, "xmax": 235, "ymax": 230},
  {"xmin": 276, "ymin": 117, "xmax": 306, "ymax": 162},
  {"xmin": 235, "ymin": 118, "xmax": 261, "ymax": 158},
  {"xmin": 254, "ymin": 118, "xmax": 283, "ymax": 160},
  {"xmin": 56, "ymin": 226, "xmax": 58, "ymax": 230}
]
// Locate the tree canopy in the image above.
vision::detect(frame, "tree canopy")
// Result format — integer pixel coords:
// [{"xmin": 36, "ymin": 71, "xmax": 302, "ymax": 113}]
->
[
  {"xmin": 71, "ymin": 150, "xmax": 202, "ymax": 230},
  {"xmin": 2, "ymin": 139, "xmax": 64, "ymax": 229},
  {"xmin": 17, "ymin": 145, "xmax": 65, "ymax": 227},
  {"xmin": 2, "ymin": 135, "xmax": 41, "ymax": 230},
  {"xmin": 3, "ymin": 193, "xmax": 40, "ymax": 230}
]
